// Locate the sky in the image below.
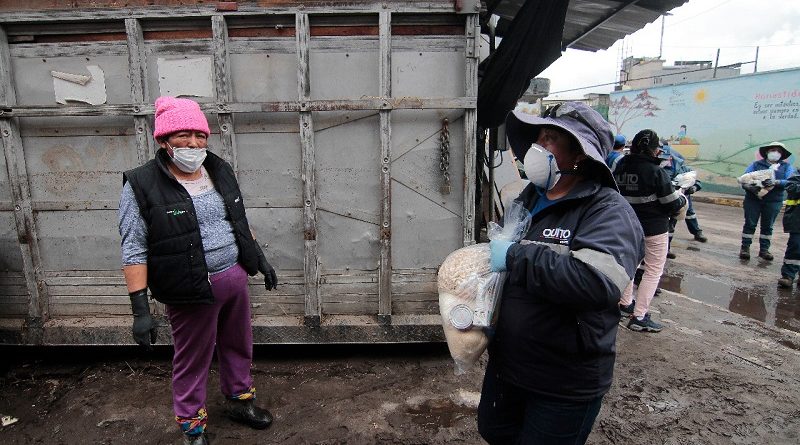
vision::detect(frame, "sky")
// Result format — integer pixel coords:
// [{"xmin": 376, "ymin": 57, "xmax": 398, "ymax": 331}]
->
[{"xmin": 541, "ymin": 0, "xmax": 800, "ymax": 100}]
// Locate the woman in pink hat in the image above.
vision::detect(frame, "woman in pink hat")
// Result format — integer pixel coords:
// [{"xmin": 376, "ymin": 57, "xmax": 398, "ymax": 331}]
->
[{"xmin": 118, "ymin": 96, "xmax": 277, "ymax": 445}]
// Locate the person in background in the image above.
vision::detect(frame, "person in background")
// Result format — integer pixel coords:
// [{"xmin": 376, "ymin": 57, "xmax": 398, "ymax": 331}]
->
[
  {"xmin": 660, "ymin": 144, "xmax": 707, "ymax": 260},
  {"xmin": 119, "ymin": 96, "xmax": 278, "ymax": 445},
  {"xmin": 605, "ymin": 134, "xmax": 627, "ymax": 172},
  {"xmin": 739, "ymin": 142, "xmax": 795, "ymax": 261},
  {"xmin": 778, "ymin": 170, "xmax": 800, "ymax": 288},
  {"xmin": 613, "ymin": 129, "xmax": 686, "ymax": 333},
  {"xmin": 479, "ymin": 102, "xmax": 644, "ymax": 445}
]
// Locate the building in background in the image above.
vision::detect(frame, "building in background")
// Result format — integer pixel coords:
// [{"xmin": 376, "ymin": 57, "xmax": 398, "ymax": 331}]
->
[{"xmin": 619, "ymin": 56, "xmax": 740, "ymax": 90}]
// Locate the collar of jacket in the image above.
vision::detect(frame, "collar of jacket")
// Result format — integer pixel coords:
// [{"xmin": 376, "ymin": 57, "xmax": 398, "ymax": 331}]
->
[
  {"xmin": 627, "ymin": 152, "xmax": 661, "ymax": 165},
  {"xmin": 523, "ymin": 178, "xmax": 603, "ymax": 208}
]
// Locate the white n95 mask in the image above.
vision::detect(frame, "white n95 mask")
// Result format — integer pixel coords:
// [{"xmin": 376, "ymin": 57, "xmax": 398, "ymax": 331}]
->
[
  {"xmin": 171, "ymin": 147, "xmax": 207, "ymax": 173},
  {"xmin": 523, "ymin": 143, "xmax": 561, "ymax": 191}
]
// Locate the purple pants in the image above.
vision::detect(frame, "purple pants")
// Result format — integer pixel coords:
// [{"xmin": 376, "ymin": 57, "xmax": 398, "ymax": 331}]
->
[{"xmin": 166, "ymin": 263, "xmax": 254, "ymax": 418}]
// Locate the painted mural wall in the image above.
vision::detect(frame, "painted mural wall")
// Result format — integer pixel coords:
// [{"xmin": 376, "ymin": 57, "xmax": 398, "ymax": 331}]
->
[{"xmin": 609, "ymin": 68, "xmax": 800, "ymax": 194}]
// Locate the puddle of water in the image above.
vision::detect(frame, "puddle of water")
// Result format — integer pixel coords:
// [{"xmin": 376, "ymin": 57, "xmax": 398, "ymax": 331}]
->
[
  {"xmin": 406, "ymin": 398, "xmax": 474, "ymax": 430},
  {"xmin": 659, "ymin": 272, "xmax": 800, "ymax": 334}
]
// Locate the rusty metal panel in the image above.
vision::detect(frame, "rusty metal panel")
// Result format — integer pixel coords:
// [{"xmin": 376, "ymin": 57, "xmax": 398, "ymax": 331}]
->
[
  {"xmin": 229, "ymin": 49, "xmax": 298, "ymax": 102},
  {"xmin": 309, "ymin": 37, "xmax": 378, "ymax": 100},
  {"xmin": 314, "ymin": 111, "xmax": 381, "ymax": 270},
  {"xmin": 0, "ymin": 213, "xmax": 24, "ymax": 272},
  {"xmin": 391, "ymin": 109, "xmax": 464, "ymax": 269},
  {"xmin": 10, "ymin": 51, "xmax": 130, "ymax": 106},
  {"xmin": 144, "ymin": 39, "xmax": 214, "ymax": 103},
  {"xmin": 35, "ymin": 210, "xmax": 121, "ymax": 271},
  {"xmin": 393, "ymin": 42, "xmax": 465, "ymax": 98}
]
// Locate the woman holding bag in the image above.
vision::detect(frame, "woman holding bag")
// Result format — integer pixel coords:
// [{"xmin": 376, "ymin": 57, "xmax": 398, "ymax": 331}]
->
[{"xmin": 479, "ymin": 102, "xmax": 644, "ymax": 445}]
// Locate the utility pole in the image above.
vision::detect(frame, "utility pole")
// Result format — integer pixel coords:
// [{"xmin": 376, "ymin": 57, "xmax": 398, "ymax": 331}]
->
[
  {"xmin": 754, "ymin": 46, "xmax": 759, "ymax": 73},
  {"xmin": 658, "ymin": 14, "xmax": 666, "ymax": 59}
]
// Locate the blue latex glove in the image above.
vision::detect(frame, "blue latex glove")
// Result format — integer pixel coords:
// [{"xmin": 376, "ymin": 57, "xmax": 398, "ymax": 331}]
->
[{"xmin": 489, "ymin": 239, "xmax": 513, "ymax": 272}]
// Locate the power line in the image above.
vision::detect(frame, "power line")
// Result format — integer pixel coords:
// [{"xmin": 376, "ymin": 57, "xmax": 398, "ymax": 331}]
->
[
  {"xmin": 663, "ymin": 43, "xmax": 800, "ymax": 49},
  {"xmin": 665, "ymin": 0, "xmax": 737, "ymax": 28},
  {"xmin": 547, "ymin": 61, "xmax": 754, "ymax": 95}
]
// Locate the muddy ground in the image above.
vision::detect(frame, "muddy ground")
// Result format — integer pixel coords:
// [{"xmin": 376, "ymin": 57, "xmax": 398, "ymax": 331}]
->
[
  {"xmin": 2, "ymin": 292, "xmax": 800, "ymax": 445},
  {"xmin": 3, "ymin": 199, "xmax": 800, "ymax": 444}
]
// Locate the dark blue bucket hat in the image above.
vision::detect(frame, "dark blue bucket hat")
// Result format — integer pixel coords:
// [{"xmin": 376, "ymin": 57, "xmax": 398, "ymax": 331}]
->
[{"xmin": 505, "ymin": 101, "xmax": 616, "ymax": 189}]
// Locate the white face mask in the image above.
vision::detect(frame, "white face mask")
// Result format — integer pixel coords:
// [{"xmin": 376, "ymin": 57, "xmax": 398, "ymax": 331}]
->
[
  {"xmin": 170, "ymin": 146, "xmax": 207, "ymax": 173},
  {"xmin": 523, "ymin": 143, "xmax": 561, "ymax": 191},
  {"xmin": 767, "ymin": 151, "xmax": 781, "ymax": 162}
]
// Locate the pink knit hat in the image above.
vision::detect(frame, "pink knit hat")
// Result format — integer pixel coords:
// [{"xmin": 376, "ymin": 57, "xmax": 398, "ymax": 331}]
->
[{"xmin": 153, "ymin": 96, "xmax": 211, "ymax": 139}]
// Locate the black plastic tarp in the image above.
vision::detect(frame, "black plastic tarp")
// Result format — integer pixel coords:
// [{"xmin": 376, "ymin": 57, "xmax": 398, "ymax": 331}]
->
[{"xmin": 477, "ymin": 0, "xmax": 569, "ymax": 129}]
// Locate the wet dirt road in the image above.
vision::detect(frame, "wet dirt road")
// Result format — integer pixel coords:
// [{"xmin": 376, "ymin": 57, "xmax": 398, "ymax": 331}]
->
[
  {"xmin": 662, "ymin": 199, "xmax": 800, "ymax": 334},
  {"xmin": 2, "ymin": 200, "xmax": 800, "ymax": 444}
]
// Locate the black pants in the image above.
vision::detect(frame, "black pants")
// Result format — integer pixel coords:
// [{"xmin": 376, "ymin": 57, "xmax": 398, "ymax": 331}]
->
[{"xmin": 478, "ymin": 360, "xmax": 603, "ymax": 445}]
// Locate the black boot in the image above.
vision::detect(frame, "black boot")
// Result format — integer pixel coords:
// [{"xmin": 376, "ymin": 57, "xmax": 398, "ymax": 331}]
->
[
  {"xmin": 739, "ymin": 246, "xmax": 750, "ymax": 260},
  {"xmin": 183, "ymin": 433, "xmax": 209, "ymax": 445},
  {"xmin": 225, "ymin": 399, "xmax": 273, "ymax": 430},
  {"xmin": 758, "ymin": 250, "xmax": 774, "ymax": 261},
  {"xmin": 693, "ymin": 231, "xmax": 708, "ymax": 243}
]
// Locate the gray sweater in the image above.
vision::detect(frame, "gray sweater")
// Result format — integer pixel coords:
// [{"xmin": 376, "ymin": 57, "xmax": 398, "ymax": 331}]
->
[{"xmin": 118, "ymin": 181, "xmax": 239, "ymax": 273}]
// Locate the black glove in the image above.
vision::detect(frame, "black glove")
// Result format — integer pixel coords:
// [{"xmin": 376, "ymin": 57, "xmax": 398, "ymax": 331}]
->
[
  {"xmin": 255, "ymin": 243, "xmax": 278, "ymax": 291},
  {"xmin": 742, "ymin": 184, "xmax": 761, "ymax": 194},
  {"xmin": 129, "ymin": 289, "xmax": 157, "ymax": 350},
  {"xmin": 684, "ymin": 185, "xmax": 697, "ymax": 195},
  {"xmin": 762, "ymin": 178, "xmax": 775, "ymax": 188}
]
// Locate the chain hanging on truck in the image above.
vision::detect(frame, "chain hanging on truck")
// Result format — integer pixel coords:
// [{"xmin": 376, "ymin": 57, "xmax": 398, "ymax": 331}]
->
[{"xmin": 439, "ymin": 118, "xmax": 451, "ymax": 195}]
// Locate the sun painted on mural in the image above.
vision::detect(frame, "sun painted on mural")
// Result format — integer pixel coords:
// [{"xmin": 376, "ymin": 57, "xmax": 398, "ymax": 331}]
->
[{"xmin": 694, "ymin": 89, "xmax": 708, "ymax": 103}]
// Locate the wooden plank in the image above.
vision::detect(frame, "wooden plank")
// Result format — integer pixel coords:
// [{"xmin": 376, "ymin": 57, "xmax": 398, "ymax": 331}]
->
[
  {"xmin": 2, "ymin": 97, "xmax": 476, "ymax": 118},
  {"xmin": 378, "ymin": 10, "xmax": 393, "ymax": 322},
  {"xmin": 0, "ymin": 3, "xmax": 473, "ymax": 23},
  {"xmin": 0, "ymin": 26, "xmax": 48, "ymax": 340},
  {"xmin": 8, "ymin": 36, "xmax": 464, "ymax": 59},
  {"xmin": 462, "ymin": 13, "xmax": 479, "ymax": 246},
  {"xmin": 296, "ymin": 12, "xmax": 320, "ymax": 326},
  {"xmin": 125, "ymin": 18, "xmax": 154, "ymax": 165},
  {"xmin": 212, "ymin": 15, "xmax": 239, "ymax": 172},
  {"xmin": 10, "ymin": 41, "xmax": 128, "ymax": 58}
]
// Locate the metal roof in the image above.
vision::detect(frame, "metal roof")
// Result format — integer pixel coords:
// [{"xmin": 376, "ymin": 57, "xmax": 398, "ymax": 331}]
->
[{"xmin": 490, "ymin": 0, "xmax": 690, "ymax": 52}]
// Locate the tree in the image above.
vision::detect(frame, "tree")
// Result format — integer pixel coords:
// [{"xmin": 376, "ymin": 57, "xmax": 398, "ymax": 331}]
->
[{"xmin": 609, "ymin": 90, "xmax": 661, "ymax": 135}]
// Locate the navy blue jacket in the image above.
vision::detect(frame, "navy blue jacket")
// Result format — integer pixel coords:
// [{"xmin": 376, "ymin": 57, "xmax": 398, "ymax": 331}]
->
[
  {"xmin": 743, "ymin": 159, "xmax": 795, "ymax": 202},
  {"xmin": 783, "ymin": 174, "xmax": 800, "ymax": 233},
  {"xmin": 490, "ymin": 180, "xmax": 645, "ymax": 401},
  {"xmin": 613, "ymin": 153, "xmax": 686, "ymax": 236}
]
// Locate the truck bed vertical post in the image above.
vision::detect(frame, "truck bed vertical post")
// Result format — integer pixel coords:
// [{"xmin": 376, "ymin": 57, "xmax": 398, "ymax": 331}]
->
[
  {"xmin": 124, "ymin": 18, "xmax": 154, "ymax": 165},
  {"xmin": 0, "ymin": 25, "xmax": 48, "ymax": 344},
  {"xmin": 378, "ymin": 10, "xmax": 392, "ymax": 324},
  {"xmin": 212, "ymin": 15, "xmax": 238, "ymax": 174},
  {"xmin": 296, "ymin": 12, "xmax": 321, "ymax": 327},
  {"xmin": 463, "ymin": 13, "xmax": 479, "ymax": 245}
]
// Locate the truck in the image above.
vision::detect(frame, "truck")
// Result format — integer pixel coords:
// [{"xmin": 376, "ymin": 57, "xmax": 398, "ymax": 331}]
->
[
  {"xmin": 0, "ymin": 0, "xmax": 683, "ymax": 345},
  {"xmin": 609, "ymin": 67, "xmax": 800, "ymax": 194}
]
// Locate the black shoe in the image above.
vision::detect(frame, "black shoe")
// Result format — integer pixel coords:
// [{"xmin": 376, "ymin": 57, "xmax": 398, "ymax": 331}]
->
[
  {"xmin": 693, "ymin": 231, "xmax": 708, "ymax": 243},
  {"xmin": 739, "ymin": 247, "xmax": 750, "ymax": 260},
  {"xmin": 758, "ymin": 250, "xmax": 774, "ymax": 261},
  {"xmin": 666, "ymin": 251, "xmax": 676, "ymax": 259},
  {"xmin": 778, "ymin": 277, "xmax": 794, "ymax": 288},
  {"xmin": 184, "ymin": 433, "xmax": 209, "ymax": 445},
  {"xmin": 225, "ymin": 399, "xmax": 273, "ymax": 430}
]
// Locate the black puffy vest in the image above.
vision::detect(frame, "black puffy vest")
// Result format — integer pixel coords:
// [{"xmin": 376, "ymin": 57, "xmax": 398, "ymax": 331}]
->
[{"xmin": 123, "ymin": 149, "xmax": 259, "ymax": 305}]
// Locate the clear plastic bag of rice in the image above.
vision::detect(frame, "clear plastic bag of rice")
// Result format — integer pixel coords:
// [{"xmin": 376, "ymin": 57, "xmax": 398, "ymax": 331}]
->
[{"xmin": 437, "ymin": 201, "xmax": 531, "ymax": 374}]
